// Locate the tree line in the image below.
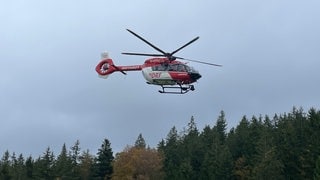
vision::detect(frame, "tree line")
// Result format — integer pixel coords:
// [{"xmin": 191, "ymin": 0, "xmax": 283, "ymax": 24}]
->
[{"xmin": 1, "ymin": 107, "xmax": 320, "ymax": 179}]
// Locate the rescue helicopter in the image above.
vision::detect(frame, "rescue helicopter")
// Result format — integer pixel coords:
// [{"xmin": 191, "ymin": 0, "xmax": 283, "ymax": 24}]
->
[{"xmin": 95, "ymin": 29, "xmax": 221, "ymax": 94}]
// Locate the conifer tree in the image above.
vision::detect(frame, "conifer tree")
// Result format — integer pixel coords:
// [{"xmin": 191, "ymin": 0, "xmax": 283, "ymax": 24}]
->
[
  {"xmin": 134, "ymin": 133, "xmax": 146, "ymax": 149},
  {"xmin": 314, "ymin": 156, "xmax": 320, "ymax": 180},
  {"xmin": 69, "ymin": 140, "xmax": 81, "ymax": 178},
  {"xmin": 54, "ymin": 143, "xmax": 73, "ymax": 178},
  {"xmin": 92, "ymin": 139, "xmax": 114, "ymax": 179},
  {"xmin": 79, "ymin": 149, "xmax": 94, "ymax": 179},
  {"xmin": 181, "ymin": 116, "xmax": 202, "ymax": 179},
  {"xmin": 34, "ymin": 147, "xmax": 55, "ymax": 179},
  {"xmin": 216, "ymin": 110, "xmax": 227, "ymax": 143},
  {"xmin": 25, "ymin": 156, "xmax": 34, "ymax": 179},
  {"xmin": 162, "ymin": 126, "xmax": 182, "ymax": 179},
  {"xmin": 0, "ymin": 150, "xmax": 11, "ymax": 180},
  {"xmin": 11, "ymin": 153, "xmax": 26, "ymax": 180}
]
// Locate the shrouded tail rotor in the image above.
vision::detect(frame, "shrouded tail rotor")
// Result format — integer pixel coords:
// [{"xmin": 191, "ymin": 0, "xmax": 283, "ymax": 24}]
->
[
  {"xmin": 96, "ymin": 58, "xmax": 115, "ymax": 78},
  {"xmin": 96, "ymin": 52, "xmax": 127, "ymax": 78}
]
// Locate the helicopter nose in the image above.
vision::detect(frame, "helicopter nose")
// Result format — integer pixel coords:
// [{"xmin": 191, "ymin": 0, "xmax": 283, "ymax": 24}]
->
[{"xmin": 189, "ymin": 72, "xmax": 202, "ymax": 82}]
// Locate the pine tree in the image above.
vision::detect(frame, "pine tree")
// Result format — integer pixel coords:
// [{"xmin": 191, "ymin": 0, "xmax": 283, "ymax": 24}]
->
[
  {"xmin": 69, "ymin": 140, "xmax": 81, "ymax": 178},
  {"xmin": 25, "ymin": 156, "xmax": 33, "ymax": 179},
  {"xmin": 70, "ymin": 140, "xmax": 81, "ymax": 166},
  {"xmin": 228, "ymin": 116, "xmax": 251, "ymax": 179},
  {"xmin": 216, "ymin": 110, "xmax": 227, "ymax": 144},
  {"xmin": 275, "ymin": 108, "xmax": 310, "ymax": 179},
  {"xmin": 33, "ymin": 147, "xmax": 55, "ymax": 179},
  {"xmin": 134, "ymin": 133, "xmax": 146, "ymax": 149},
  {"xmin": 162, "ymin": 126, "xmax": 182, "ymax": 179},
  {"xmin": 11, "ymin": 153, "xmax": 26, "ymax": 180},
  {"xmin": 54, "ymin": 143, "xmax": 73, "ymax": 178},
  {"xmin": 181, "ymin": 116, "xmax": 202, "ymax": 179},
  {"xmin": 252, "ymin": 119, "xmax": 284, "ymax": 179},
  {"xmin": 200, "ymin": 128, "xmax": 232, "ymax": 179},
  {"xmin": 92, "ymin": 139, "xmax": 114, "ymax": 179},
  {"xmin": 314, "ymin": 156, "xmax": 320, "ymax": 180},
  {"xmin": 0, "ymin": 150, "xmax": 11, "ymax": 180}
]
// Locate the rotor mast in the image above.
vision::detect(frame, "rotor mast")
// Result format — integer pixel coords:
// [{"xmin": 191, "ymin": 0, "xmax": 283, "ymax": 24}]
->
[{"xmin": 122, "ymin": 29, "xmax": 222, "ymax": 67}]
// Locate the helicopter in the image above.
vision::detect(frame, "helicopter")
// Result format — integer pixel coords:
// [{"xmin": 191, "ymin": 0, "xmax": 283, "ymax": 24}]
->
[{"xmin": 95, "ymin": 29, "xmax": 221, "ymax": 94}]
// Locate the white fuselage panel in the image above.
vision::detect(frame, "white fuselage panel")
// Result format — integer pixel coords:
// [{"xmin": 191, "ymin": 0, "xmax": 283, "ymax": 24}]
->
[{"xmin": 142, "ymin": 67, "xmax": 175, "ymax": 85}]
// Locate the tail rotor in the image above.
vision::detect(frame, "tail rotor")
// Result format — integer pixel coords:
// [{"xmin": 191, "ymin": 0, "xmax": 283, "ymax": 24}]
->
[{"xmin": 95, "ymin": 52, "xmax": 127, "ymax": 78}]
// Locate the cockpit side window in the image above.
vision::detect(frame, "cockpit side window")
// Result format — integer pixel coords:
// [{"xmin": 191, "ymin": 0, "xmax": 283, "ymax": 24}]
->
[
  {"xmin": 177, "ymin": 64, "xmax": 187, "ymax": 72},
  {"xmin": 168, "ymin": 64, "xmax": 178, "ymax": 71}
]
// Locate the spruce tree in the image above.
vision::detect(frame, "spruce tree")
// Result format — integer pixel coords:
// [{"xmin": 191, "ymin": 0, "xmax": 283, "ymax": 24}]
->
[
  {"xmin": 0, "ymin": 150, "xmax": 11, "ymax": 180},
  {"xmin": 25, "ymin": 156, "xmax": 33, "ymax": 179},
  {"xmin": 314, "ymin": 156, "xmax": 320, "ymax": 180},
  {"xmin": 134, "ymin": 133, "xmax": 146, "ymax": 149},
  {"xmin": 54, "ymin": 143, "xmax": 73, "ymax": 178},
  {"xmin": 92, "ymin": 139, "xmax": 114, "ymax": 179}
]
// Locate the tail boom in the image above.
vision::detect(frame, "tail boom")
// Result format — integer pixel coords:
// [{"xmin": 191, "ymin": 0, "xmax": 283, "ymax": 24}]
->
[{"xmin": 95, "ymin": 58, "xmax": 142, "ymax": 78}]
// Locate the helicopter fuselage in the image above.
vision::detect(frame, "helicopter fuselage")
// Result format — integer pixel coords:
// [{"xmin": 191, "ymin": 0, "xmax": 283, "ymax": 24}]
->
[
  {"xmin": 96, "ymin": 57, "xmax": 202, "ymax": 87},
  {"xmin": 141, "ymin": 58, "xmax": 201, "ymax": 86}
]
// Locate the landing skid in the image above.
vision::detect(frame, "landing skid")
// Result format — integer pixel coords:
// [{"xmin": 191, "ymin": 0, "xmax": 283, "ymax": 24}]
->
[{"xmin": 158, "ymin": 85, "xmax": 195, "ymax": 94}]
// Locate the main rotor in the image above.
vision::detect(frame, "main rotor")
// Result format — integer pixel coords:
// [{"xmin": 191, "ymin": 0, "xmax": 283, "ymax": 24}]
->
[{"xmin": 122, "ymin": 29, "xmax": 222, "ymax": 67}]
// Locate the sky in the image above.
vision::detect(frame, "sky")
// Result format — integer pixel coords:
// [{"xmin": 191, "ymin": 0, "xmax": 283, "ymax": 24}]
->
[{"xmin": 1, "ymin": 0, "xmax": 320, "ymax": 157}]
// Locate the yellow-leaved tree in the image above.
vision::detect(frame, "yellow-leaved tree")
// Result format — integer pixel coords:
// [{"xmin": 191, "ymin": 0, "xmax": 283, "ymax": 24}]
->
[{"xmin": 112, "ymin": 134, "xmax": 164, "ymax": 180}]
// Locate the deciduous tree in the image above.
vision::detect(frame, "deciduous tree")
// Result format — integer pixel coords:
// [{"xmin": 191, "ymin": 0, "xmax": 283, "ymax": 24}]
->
[{"xmin": 112, "ymin": 146, "xmax": 164, "ymax": 180}]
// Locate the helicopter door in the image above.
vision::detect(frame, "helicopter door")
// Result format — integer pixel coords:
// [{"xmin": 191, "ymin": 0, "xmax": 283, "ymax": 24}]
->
[{"xmin": 142, "ymin": 66, "xmax": 172, "ymax": 85}]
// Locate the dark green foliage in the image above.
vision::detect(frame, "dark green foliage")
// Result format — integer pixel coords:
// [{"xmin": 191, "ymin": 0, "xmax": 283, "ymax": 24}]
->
[
  {"xmin": 33, "ymin": 147, "xmax": 55, "ymax": 179},
  {"xmin": 69, "ymin": 140, "xmax": 81, "ymax": 178},
  {"xmin": 11, "ymin": 153, "xmax": 27, "ymax": 180},
  {"xmin": 134, "ymin": 133, "xmax": 147, "ymax": 149},
  {"xmin": 92, "ymin": 138, "xmax": 114, "ymax": 180},
  {"xmin": 1, "ymin": 107, "xmax": 320, "ymax": 179},
  {"xmin": 199, "ymin": 112, "xmax": 232, "ymax": 180},
  {"xmin": 161, "ymin": 126, "xmax": 182, "ymax": 179},
  {"xmin": 0, "ymin": 140, "xmax": 113, "ymax": 180},
  {"xmin": 314, "ymin": 156, "xmax": 320, "ymax": 180},
  {"xmin": 53, "ymin": 143, "xmax": 73, "ymax": 178},
  {"xmin": 159, "ymin": 107, "xmax": 320, "ymax": 179},
  {"xmin": 0, "ymin": 150, "xmax": 12, "ymax": 180},
  {"xmin": 25, "ymin": 156, "xmax": 33, "ymax": 179}
]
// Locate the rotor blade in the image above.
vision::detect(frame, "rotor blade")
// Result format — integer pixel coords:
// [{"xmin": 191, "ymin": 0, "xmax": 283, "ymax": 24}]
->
[
  {"xmin": 122, "ymin": 52, "xmax": 164, "ymax": 57},
  {"xmin": 175, "ymin": 56, "xmax": 222, "ymax": 67},
  {"xmin": 170, "ymin": 36, "xmax": 199, "ymax": 56},
  {"xmin": 126, "ymin": 29, "xmax": 167, "ymax": 55}
]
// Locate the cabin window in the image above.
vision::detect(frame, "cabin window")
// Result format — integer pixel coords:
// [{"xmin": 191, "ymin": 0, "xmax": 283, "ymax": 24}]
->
[
  {"xmin": 152, "ymin": 64, "xmax": 192, "ymax": 72},
  {"xmin": 168, "ymin": 64, "xmax": 178, "ymax": 71},
  {"xmin": 152, "ymin": 64, "xmax": 168, "ymax": 71}
]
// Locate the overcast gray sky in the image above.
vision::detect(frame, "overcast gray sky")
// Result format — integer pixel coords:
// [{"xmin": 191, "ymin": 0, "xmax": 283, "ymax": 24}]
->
[{"xmin": 1, "ymin": 0, "xmax": 319, "ymax": 157}]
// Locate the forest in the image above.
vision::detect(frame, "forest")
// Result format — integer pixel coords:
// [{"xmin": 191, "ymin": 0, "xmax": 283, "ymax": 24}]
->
[{"xmin": 1, "ymin": 107, "xmax": 320, "ymax": 179}]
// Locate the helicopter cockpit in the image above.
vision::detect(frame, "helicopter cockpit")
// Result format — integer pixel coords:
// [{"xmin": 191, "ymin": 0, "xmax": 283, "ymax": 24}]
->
[{"xmin": 152, "ymin": 63, "xmax": 198, "ymax": 73}]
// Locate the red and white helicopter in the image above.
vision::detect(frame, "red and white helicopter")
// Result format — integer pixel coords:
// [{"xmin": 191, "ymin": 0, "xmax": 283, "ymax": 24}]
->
[{"xmin": 96, "ymin": 29, "xmax": 221, "ymax": 94}]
